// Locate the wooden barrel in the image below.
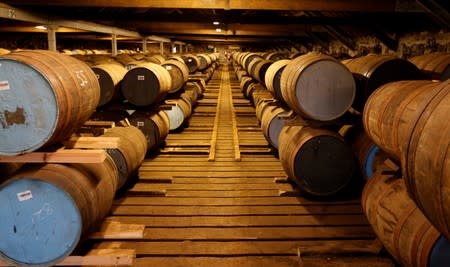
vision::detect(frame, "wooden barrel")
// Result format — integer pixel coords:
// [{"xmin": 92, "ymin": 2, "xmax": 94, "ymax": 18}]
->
[
  {"xmin": 278, "ymin": 125, "xmax": 355, "ymax": 196},
  {"xmin": 168, "ymin": 55, "xmax": 185, "ymax": 64},
  {"xmin": 129, "ymin": 110, "xmax": 168, "ymax": 152},
  {"xmin": 113, "ymin": 54, "xmax": 136, "ymax": 66},
  {"xmin": 247, "ymin": 57, "xmax": 263, "ymax": 78},
  {"xmin": 265, "ymin": 59, "xmax": 291, "ymax": 102},
  {"xmin": 240, "ymin": 76, "xmax": 256, "ymax": 95},
  {"xmin": 341, "ymin": 125, "xmax": 389, "ymax": 180},
  {"xmin": 102, "ymin": 126, "xmax": 147, "ymax": 189},
  {"xmin": 289, "ymin": 52, "xmax": 303, "ymax": 59},
  {"xmin": 92, "ymin": 63, "xmax": 127, "ymax": 107},
  {"xmin": 362, "ymin": 80, "xmax": 445, "ymax": 160},
  {"xmin": 362, "ymin": 163, "xmax": 450, "ymax": 267},
  {"xmin": 252, "ymin": 60, "xmax": 273, "ymax": 84},
  {"xmin": 265, "ymin": 52, "xmax": 288, "ymax": 61},
  {"xmin": 242, "ymin": 53, "xmax": 262, "ymax": 71},
  {"xmin": 246, "ymin": 83, "xmax": 267, "ymax": 101},
  {"xmin": 162, "ymin": 59, "xmax": 189, "ymax": 93},
  {"xmin": 236, "ymin": 70, "xmax": 248, "ymax": 81},
  {"xmin": 184, "ymin": 81, "xmax": 204, "ymax": 100},
  {"xmin": 124, "ymin": 60, "xmax": 145, "ymax": 70},
  {"xmin": 0, "ymin": 156, "xmax": 118, "ymax": 266},
  {"xmin": 164, "ymin": 98, "xmax": 192, "ymax": 130},
  {"xmin": 404, "ymin": 80, "xmax": 450, "ymax": 241},
  {"xmin": 0, "ymin": 50, "xmax": 100, "ymax": 156},
  {"xmin": 145, "ymin": 54, "xmax": 166, "ymax": 64},
  {"xmin": 261, "ymin": 105, "xmax": 288, "ymax": 149},
  {"xmin": 183, "ymin": 54, "xmax": 200, "ymax": 74},
  {"xmin": 344, "ymin": 54, "xmax": 426, "ymax": 112},
  {"xmin": 409, "ymin": 52, "xmax": 450, "ymax": 81},
  {"xmin": 280, "ymin": 52, "xmax": 356, "ymax": 121},
  {"xmin": 197, "ymin": 54, "xmax": 212, "ymax": 71},
  {"xmin": 89, "ymin": 110, "xmax": 130, "ymax": 125},
  {"xmin": 121, "ymin": 62, "xmax": 172, "ymax": 107}
]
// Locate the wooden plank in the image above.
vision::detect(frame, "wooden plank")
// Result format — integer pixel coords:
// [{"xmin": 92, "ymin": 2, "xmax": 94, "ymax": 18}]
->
[
  {"xmin": 93, "ymin": 239, "xmax": 382, "ymax": 256},
  {"xmin": 142, "ymin": 177, "xmax": 280, "ymax": 184},
  {"xmin": 140, "ymin": 161, "xmax": 283, "ymax": 167},
  {"xmin": 139, "ymin": 166, "xmax": 285, "ymax": 172},
  {"xmin": 134, "ymin": 256, "xmax": 300, "ymax": 267},
  {"xmin": 0, "ymin": 149, "xmax": 106, "ymax": 163},
  {"xmin": 63, "ymin": 136, "xmax": 120, "ymax": 149},
  {"xmin": 129, "ymin": 183, "xmax": 293, "ymax": 191},
  {"xmin": 133, "ymin": 256, "xmax": 393, "ymax": 267},
  {"xmin": 114, "ymin": 197, "xmax": 360, "ymax": 206},
  {"xmin": 90, "ymin": 222, "xmax": 145, "ymax": 239},
  {"xmin": 111, "ymin": 205, "xmax": 364, "ymax": 216},
  {"xmin": 140, "ymin": 226, "xmax": 374, "ymax": 240},
  {"xmin": 130, "ymin": 189, "xmax": 284, "ymax": 197},
  {"xmin": 105, "ymin": 214, "xmax": 369, "ymax": 227}
]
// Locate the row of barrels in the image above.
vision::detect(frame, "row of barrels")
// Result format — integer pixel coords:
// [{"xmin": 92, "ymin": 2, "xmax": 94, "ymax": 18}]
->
[
  {"xmin": 0, "ymin": 125, "xmax": 148, "ymax": 267},
  {"xmin": 362, "ymin": 161, "xmax": 450, "ymax": 267},
  {"xmin": 0, "ymin": 49, "xmax": 212, "ymax": 156},
  {"xmin": 232, "ymin": 62, "xmax": 380, "ymax": 197},
  {"xmin": 362, "ymin": 79, "xmax": 450, "ymax": 248},
  {"xmin": 87, "ymin": 52, "xmax": 217, "ymax": 107}
]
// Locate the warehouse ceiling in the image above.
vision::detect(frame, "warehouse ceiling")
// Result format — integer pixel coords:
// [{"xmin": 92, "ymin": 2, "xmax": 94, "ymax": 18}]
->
[{"xmin": 0, "ymin": 0, "xmax": 449, "ymax": 46}]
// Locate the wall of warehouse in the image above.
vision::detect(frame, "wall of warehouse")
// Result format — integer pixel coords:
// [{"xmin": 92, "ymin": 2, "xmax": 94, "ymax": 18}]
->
[{"xmin": 0, "ymin": 30, "xmax": 449, "ymax": 58}]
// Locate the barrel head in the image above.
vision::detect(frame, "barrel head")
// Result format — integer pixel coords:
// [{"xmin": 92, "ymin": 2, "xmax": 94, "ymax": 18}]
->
[
  {"xmin": 0, "ymin": 179, "xmax": 81, "ymax": 266},
  {"xmin": 0, "ymin": 59, "xmax": 58, "ymax": 155}
]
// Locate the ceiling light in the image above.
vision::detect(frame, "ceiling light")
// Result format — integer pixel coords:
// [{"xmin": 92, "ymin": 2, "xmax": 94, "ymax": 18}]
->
[
  {"xmin": 35, "ymin": 25, "xmax": 47, "ymax": 30},
  {"xmin": 216, "ymin": 28, "xmax": 222, "ymax": 32},
  {"xmin": 213, "ymin": 21, "xmax": 220, "ymax": 25}
]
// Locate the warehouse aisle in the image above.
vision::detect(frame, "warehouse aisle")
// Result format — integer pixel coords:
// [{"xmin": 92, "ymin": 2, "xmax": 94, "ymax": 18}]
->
[{"xmin": 90, "ymin": 61, "xmax": 395, "ymax": 267}]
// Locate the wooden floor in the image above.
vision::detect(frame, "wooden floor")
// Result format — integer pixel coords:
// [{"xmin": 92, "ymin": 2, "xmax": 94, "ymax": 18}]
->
[{"xmin": 89, "ymin": 62, "xmax": 396, "ymax": 267}]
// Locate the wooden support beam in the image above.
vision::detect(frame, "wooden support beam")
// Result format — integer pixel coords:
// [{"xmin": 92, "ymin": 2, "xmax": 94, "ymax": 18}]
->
[
  {"xmin": 47, "ymin": 24, "xmax": 57, "ymax": 51},
  {"xmin": 111, "ymin": 33, "xmax": 117, "ymax": 56},
  {"xmin": 323, "ymin": 25, "xmax": 357, "ymax": 51},
  {"xmin": 416, "ymin": 0, "xmax": 450, "ymax": 28},
  {"xmin": 142, "ymin": 38, "xmax": 147, "ymax": 54},
  {"xmin": 2, "ymin": 0, "xmax": 398, "ymax": 12},
  {"xmin": 371, "ymin": 27, "xmax": 398, "ymax": 51},
  {"xmin": 160, "ymin": 42, "xmax": 164, "ymax": 55}
]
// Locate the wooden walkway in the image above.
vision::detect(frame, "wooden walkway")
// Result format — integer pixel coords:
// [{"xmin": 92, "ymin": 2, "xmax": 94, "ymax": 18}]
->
[{"xmin": 89, "ymin": 62, "xmax": 395, "ymax": 267}]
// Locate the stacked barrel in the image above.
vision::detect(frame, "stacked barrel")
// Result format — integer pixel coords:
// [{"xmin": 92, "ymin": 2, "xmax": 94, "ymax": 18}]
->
[
  {"xmin": 0, "ymin": 50, "xmax": 148, "ymax": 266},
  {"xmin": 81, "ymin": 52, "xmax": 217, "ymax": 153},
  {"xmin": 232, "ymin": 51, "xmax": 359, "ymax": 197}
]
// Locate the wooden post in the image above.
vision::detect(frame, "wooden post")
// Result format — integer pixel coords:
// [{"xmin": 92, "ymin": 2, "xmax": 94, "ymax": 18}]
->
[
  {"xmin": 47, "ymin": 24, "xmax": 57, "ymax": 52},
  {"xmin": 142, "ymin": 38, "xmax": 147, "ymax": 54},
  {"xmin": 111, "ymin": 34, "xmax": 118, "ymax": 56},
  {"xmin": 171, "ymin": 42, "xmax": 176, "ymax": 54},
  {"xmin": 160, "ymin": 42, "xmax": 164, "ymax": 55},
  {"xmin": 179, "ymin": 43, "xmax": 183, "ymax": 54}
]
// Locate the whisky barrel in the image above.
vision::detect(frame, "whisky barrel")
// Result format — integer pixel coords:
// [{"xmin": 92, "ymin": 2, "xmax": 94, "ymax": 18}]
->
[
  {"xmin": 0, "ymin": 50, "xmax": 100, "ymax": 156},
  {"xmin": 0, "ymin": 155, "xmax": 118, "ymax": 266},
  {"xmin": 278, "ymin": 125, "xmax": 355, "ymax": 196},
  {"xmin": 362, "ymin": 163, "xmax": 450, "ymax": 267},
  {"xmin": 102, "ymin": 126, "xmax": 147, "ymax": 188},
  {"xmin": 197, "ymin": 54, "xmax": 212, "ymax": 71},
  {"xmin": 280, "ymin": 52, "xmax": 356, "ymax": 121},
  {"xmin": 242, "ymin": 53, "xmax": 262, "ymax": 71},
  {"xmin": 362, "ymin": 80, "xmax": 445, "ymax": 160},
  {"xmin": 183, "ymin": 54, "xmax": 201, "ymax": 74},
  {"xmin": 265, "ymin": 52, "xmax": 288, "ymax": 61},
  {"xmin": 164, "ymin": 98, "xmax": 192, "ymax": 130},
  {"xmin": 129, "ymin": 110, "xmax": 169, "ymax": 152},
  {"xmin": 264, "ymin": 59, "xmax": 291, "ymax": 102},
  {"xmin": 168, "ymin": 55, "xmax": 185, "ymax": 64},
  {"xmin": 121, "ymin": 62, "xmax": 172, "ymax": 107},
  {"xmin": 409, "ymin": 52, "xmax": 450, "ymax": 81},
  {"xmin": 145, "ymin": 54, "xmax": 166, "ymax": 64},
  {"xmin": 247, "ymin": 57, "xmax": 263, "ymax": 78},
  {"xmin": 92, "ymin": 63, "xmax": 127, "ymax": 107},
  {"xmin": 404, "ymin": 81, "xmax": 450, "ymax": 241},
  {"xmin": 240, "ymin": 76, "xmax": 256, "ymax": 96},
  {"xmin": 252, "ymin": 60, "xmax": 273, "ymax": 84},
  {"xmin": 184, "ymin": 81, "xmax": 204, "ymax": 100},
  {"xmin": 162, "ymin": 59, "xmax": 189, "ymax": 93},
  {"xmin": 340, "ymin": 125, "xmax": 389, "ymax": 180},
  {"xmin": 343, "ymin": 54, "xmax": 426, "ymax": 112},
  {"xmin": 261, "ymin": 106, "xmax": 288, "ymax": 149}
]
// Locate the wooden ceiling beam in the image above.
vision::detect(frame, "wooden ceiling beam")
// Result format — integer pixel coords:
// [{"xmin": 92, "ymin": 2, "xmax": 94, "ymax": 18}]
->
[{"xmin": 3, "ymin": 0, "xmax": 397, "ymax": 12}]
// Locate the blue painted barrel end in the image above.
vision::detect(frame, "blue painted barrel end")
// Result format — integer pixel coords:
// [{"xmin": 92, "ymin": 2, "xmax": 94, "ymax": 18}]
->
[
  {"xmin": 429, "ymin": 235, "xmax": 450, "ymax": 267},
  {"xmin": 0, "ymin": 179, "xmax": 81, "ymax": 266},
  {"xmin": 364, "ymin": 144, "xmax": 379, "ymax": 180}
]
